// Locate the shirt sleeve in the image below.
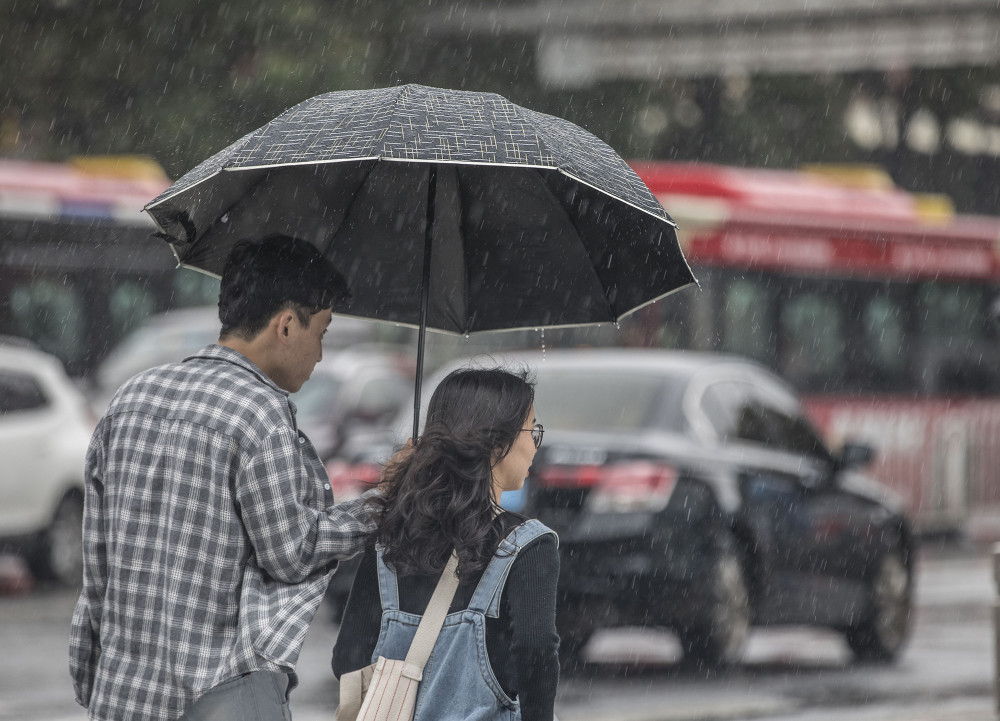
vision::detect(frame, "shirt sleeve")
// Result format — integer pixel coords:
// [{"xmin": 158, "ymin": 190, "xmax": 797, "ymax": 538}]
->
[
  {"xmin": 505, "ymin": 534, "xmax": 560, "ymax": 721},
  {"xmin": 237, "ymin": 427, "xmax": 377, "ymax": 584},
  {"xmin": 69, "ymin": 423, "xmax": 109, "ymax": 708}
]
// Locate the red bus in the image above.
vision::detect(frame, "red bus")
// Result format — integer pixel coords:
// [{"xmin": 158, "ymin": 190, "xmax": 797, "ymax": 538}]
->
[
  {"xmin": 7, "ymin": 156, "xmax": 998, "ymax": 536},
  {"xmin": 631, "ymin": 161, "xmax": 1000, "ymax": 536}
]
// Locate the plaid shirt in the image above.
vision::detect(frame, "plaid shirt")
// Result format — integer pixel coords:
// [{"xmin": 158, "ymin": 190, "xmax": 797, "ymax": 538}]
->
[{"xmin": 70, "ymin": 345, "xmax": 376, "ymax": 721}]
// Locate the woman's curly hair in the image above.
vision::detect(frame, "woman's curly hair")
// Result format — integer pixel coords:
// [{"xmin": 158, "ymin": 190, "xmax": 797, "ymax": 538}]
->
[{"xmin": 369, "ymin": 366, "xmax": 535, "ymax": 580}]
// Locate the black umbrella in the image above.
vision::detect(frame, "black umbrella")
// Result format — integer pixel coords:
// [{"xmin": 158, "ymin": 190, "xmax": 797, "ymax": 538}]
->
[{"xmin": 145, "ymin": 84, "xmax": 696, "ymax": 439}]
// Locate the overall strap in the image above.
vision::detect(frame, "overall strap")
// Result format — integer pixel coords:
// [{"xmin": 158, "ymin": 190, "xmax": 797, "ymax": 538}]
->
[
  {"xmin": 375, "ymin": 545, "xmax": 400, "ymax": 612},
  {"xmin": 469, "ymin": 519, "xmax": 557, "ymax": 617},
  {"xmin": 403, "ymin": 552, "xmax": 460, "ymax": 671}
]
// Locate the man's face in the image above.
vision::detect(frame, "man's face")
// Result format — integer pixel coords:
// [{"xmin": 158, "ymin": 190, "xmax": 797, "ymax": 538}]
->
[{"xmin": 279, "ymin": 307, "xmax": 333, "ymax": 393}]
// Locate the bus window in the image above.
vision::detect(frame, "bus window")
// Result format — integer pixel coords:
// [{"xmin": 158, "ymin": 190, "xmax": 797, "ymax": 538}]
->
[
  {"xmin": 109, "ymin": 280, "xmax": 157, "ymax": 339},
  {"xmin": 916, "ymin": 281, "xmax": 1000, "ymax": 394},
  {"xmin": 918, "ymin": 282, "xmax": 988, "ymax": 343},
  {"xmin": 171, "ymin": 270, "xmax": 220, "ymax": 307},
  {"xmin": 9, "ymin": 278, "xmax": 86, "ymax": 368},
  {"xmin": 719, "ymin": 276, "xmax": 775, "ymax": 365},
  {"xmin": 862, "ymin": 293, "xmax": 907, "ymax": 376},
  {"xmin": 778, "ymin": 290, "xmax": 845, "ymax": 390},
  {"xmin": 837, "ymin": 283, "xmax": 914, "ymax": 393}
]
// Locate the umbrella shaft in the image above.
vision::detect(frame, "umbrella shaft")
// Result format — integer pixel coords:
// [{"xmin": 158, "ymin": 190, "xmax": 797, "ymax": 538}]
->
[{"xmin": 413, "ymin": 165, "xmax": 438, "ymax": 441}]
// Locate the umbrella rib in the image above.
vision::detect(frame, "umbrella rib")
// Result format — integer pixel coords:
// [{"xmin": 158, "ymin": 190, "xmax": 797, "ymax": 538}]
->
[
  {"xmin": 367, "ymin": 85, "xmax": 410, "ymax": 158},
  {"xmin": 196, "ymin": 169, "xmax": 275, "ymax": 241},
  {"xmin": 313, "ymin": 87, "xmax": 415, "ymax": 256},
  {"xmin": 554, "ymin": 169, "xmax": 678, "ymax": 228},
  {"xmin": 148, "ymin": 85, "xmax": 696, "ymax": 338},
  {"xmin": 453, "ymin": 165, "xmax": 472, "ymax": 335},
  {"xmin": 318, "ymin": 160, "xmax": 380, "ymax": 259},
  {"xmin": 532, "ymin": 168, "xmax": 618, "ymax": 322},
  {"xmin": 145, "ymin": 129, "xmax": 262, "ymax": 209},
  {"xmin": 508, "ymin": 104, "xmax": 677, "ymax": 228}
]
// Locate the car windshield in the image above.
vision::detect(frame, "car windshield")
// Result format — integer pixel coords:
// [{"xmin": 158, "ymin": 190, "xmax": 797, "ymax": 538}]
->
[
  {"xmin": 533, "ymin": 369, "xmax": 688, "ymax": 433},
  {"xmin": 292, "ymin": 374, "xmax": 343, "ymax": 424}
]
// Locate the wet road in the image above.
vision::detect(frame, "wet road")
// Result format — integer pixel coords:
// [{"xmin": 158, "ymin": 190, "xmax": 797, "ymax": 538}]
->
[{"xmin": 0, "ymin": 540, "xmax": 993, "ymax": 721}]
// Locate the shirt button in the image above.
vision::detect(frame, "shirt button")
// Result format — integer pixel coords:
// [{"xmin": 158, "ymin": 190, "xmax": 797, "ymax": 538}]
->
[
  {"xmin": 298, "ymin": 437, "xmax": 305, "ymax": 444},
  {"xmin": 324, "ymin": 483, "xmax": 331, "ymax": 490}
]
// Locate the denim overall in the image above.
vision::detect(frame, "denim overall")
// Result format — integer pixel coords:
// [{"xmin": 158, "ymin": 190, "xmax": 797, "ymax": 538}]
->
[{"xmin": 372, "ymin": 519, "xmax": 556, "ymax": 721}]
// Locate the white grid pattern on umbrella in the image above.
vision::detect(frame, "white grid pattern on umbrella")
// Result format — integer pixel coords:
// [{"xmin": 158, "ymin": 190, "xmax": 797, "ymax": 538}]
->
[{"xmin": 148, "ymin": 85, "xmax": 670, "ymax": 223}]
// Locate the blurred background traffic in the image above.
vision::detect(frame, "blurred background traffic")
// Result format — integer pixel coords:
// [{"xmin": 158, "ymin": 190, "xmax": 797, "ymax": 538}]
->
[{"xmin": 2, "ymin": 1, "xmax": 1000, "ymax": 718}]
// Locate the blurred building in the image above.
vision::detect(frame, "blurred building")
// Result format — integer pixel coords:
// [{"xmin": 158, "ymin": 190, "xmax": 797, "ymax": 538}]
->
[
  {"xmin": 426, "ymin": 0, "xmax": 1000, "ymax": 87},
  {"xmin": 417, "ymin": 0, "xmax": 1000, "ymax": 216}
]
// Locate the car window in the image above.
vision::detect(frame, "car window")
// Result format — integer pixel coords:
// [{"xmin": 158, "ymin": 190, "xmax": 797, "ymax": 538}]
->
[
  {"xmin": 744, "ymin": 386, "xmax": 829, "ymax": 458},
  {"xmin": 774, "ymin": 411, "xmax": 829, "ymax": 457},
  {"xmin": 293, "ymin": 374, "xmax": 344, "ymax": 423},
  {"xmin": 699, "ymin": 378, "xmax": 789, "ymax": 446},
  {"xmin": 698, "ymin": 380, "xmax": 747, "ymax": 440},
  {"xmin": 354, "ymin": 374, "xmax": 411, "ymax": 420},
  {"xmin": 0, "ymin": 370, "xmax": 48, "ymax": 413},
  {"xmin": 533, "ymin": 370, "xmax": 686, "ymax": 432},
  {"xmin": 701, "ymin": 376, "xmax": 826, "ymax": 457}
]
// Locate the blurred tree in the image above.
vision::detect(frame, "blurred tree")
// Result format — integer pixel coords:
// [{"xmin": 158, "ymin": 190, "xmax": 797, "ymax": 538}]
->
[
  {"xmin": 3, "ymin": 0, "xmax": 999, "ymax": 214},
  {"xmin": 2, "ymin": 0, "xmax": 378, "ymax": 176}
]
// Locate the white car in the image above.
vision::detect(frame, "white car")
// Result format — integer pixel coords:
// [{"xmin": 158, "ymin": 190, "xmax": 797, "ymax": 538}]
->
[
  {"xmin": 90, "ymin": 306, "xmax": 385, "ymax": 412},
  {"xmin": 291, "ymin": 347, "xmax": 415, "ymax": 460},
  {"xmin": 0, "ymin": 339, "xmax": 94, "ymax": 585}
]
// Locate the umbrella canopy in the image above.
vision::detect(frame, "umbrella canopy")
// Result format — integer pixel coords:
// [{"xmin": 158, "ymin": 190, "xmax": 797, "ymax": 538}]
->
[{"xmin": 144, "ymin": 84, "xmax": 696, "ymax": 437}]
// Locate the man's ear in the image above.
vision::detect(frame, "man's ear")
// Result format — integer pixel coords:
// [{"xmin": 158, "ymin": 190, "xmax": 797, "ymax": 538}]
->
[{"xmin": 274, "ymin": 309, "xmax": 297, "ymax": 343}]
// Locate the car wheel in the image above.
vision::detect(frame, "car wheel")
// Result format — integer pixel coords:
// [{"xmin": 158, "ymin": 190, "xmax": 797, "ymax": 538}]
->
[
  {"xmin": 845, "ymin": 548, "xmax": 911, "ymax": 663},
  {"xmin": 27, "ymin": 492, "xmax": 84, "ymax": 586},
  {"xmin": 676, "ymin": 535, "xmax": 750, "ymax": 669}
]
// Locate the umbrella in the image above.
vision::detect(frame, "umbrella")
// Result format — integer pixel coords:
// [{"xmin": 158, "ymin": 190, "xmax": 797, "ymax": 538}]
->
[{"xmin": 144, "ymin": 84, "xmax": 696, "ymax": 439}]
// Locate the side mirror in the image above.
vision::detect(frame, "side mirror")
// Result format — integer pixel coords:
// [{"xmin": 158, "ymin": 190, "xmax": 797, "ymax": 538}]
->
[{"xmin": 837, "ymin": 441, "xmax": 875, "ymax": 471}]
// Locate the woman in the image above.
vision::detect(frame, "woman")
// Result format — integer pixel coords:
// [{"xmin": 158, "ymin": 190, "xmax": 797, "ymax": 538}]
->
[{"xmin": 332, "ymin": 367, "xmax": 559, "ymax": 721}]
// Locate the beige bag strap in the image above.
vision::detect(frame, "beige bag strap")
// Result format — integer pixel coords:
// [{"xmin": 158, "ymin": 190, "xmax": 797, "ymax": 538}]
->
[{"xmin": 403, "ymin": 551, "xmax": 460, "ymax": 671}]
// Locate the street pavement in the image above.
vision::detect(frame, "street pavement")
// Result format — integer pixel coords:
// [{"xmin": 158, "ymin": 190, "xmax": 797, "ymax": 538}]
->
[{"xmin": 0, "ymin": 540, "xmax": 994, "ymax": 721}]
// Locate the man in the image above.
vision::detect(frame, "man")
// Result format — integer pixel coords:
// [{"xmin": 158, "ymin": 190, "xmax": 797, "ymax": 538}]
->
[{"xmin": 71, "ymin": 235, "xmax": 372, "ymax": 721}]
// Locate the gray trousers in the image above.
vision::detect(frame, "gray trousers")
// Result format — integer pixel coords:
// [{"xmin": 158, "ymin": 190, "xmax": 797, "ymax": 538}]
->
[{"xmin": 179, "ymin": 671, "xmax": 291, "ymax": 721}]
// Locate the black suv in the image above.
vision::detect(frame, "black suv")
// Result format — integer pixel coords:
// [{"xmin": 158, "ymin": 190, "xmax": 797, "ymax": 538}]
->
[{"xmin": 512, "ymin": 349, "xmax": 913, "ymax": 668}]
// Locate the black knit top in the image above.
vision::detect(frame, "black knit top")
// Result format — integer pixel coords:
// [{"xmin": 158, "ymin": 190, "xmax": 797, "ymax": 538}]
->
[{"xmin": 331, "ymin": 512, "xmax": 560, "ymax": 721}]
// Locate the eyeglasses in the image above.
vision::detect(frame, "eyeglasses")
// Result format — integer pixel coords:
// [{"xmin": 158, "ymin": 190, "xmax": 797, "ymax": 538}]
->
[{"xmin": 521, "ymin": 423, "xmax": 544, "ymax": 449}]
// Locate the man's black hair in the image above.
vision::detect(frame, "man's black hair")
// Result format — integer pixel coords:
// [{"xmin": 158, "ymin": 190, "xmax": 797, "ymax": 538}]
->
[{"xmin": 218, "ymin": 234, "xmax": 351, "ymax": 340}]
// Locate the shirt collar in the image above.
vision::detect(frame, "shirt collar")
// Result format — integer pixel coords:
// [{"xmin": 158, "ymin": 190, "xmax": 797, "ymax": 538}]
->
[{"xmin": 184, "ymin": 344, "xmax": 290, "ymax": 398}]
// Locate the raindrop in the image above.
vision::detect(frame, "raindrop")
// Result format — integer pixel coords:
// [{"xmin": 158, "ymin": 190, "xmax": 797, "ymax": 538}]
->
[
  {"xmin": 464, "ymin": 332, "xmax": 470, "ymax": 340},
  {"xmin": 614, "ymin": 321, "xmax": 621, "ymax": 330},
  {"xmin": 540, "ymin": 327, "xmax": 546, "ymax": 360}
]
